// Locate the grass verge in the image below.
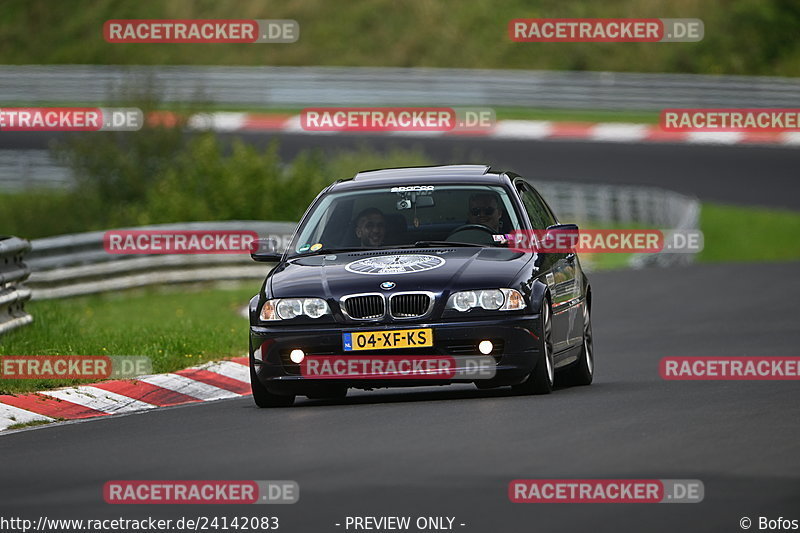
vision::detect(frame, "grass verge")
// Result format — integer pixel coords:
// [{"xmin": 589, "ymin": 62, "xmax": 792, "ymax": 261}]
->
[
  {"xmin": 2, "ymin": 0, "xmax": 799, "ymax": 76},
  {"xmin": 6, "ymin": 419, "xmax": 57, "ymax": 431},
  {"xmin": 699, "ymin": 203, "xmax": 800, "ymax": 262},
  {"xmin": 0, "ymin": 283, "xmax": 257, "ymax": 395},
  {"xmin": 573, "ymin": 202, "xmax": 800, "ymax": 269}
]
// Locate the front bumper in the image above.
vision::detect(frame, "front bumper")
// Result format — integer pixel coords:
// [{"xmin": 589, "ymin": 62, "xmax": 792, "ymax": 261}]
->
[{"xmin": 250, "ymin": 315, "xmax": 541, "ymax": 393}]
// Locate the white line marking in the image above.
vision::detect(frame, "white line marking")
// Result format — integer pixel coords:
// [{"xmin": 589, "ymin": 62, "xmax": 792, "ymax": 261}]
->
[
  {"xmin": 201, "ymin": 360, "xmax": 250, "ymax": 383},
  {"xmin": 590, "ymin": 123, "xmax": 649, "ymax": 142},
  {"xmin": 686, "ymin": 131, "xmax": 744, "ymax": 144},
  {"xmin": 780, "ymin": 132, "xmax": 800, "ymax": 145},
  {"xmin": 0, "ymin": 404, "xmax": 54, "ymax": 430},
  {"xmin": 188, "ymin": 112, "xmax": 247, "ymax": 132},
  {"xmin": 138, "ymin": 373, "xmax": 241, "ymax": 401},
  {"xmin": 41, "ymin": 386, "xmax": 156, "ymax": 414},
  {"xmin": 492, "ymin": 120, "xmax": 553, "ymax": 139}
]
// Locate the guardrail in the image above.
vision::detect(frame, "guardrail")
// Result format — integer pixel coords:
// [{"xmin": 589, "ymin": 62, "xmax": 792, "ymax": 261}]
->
[
  {"xmin": 26, "ymin": 221, "xmax": 296, "ymax": 300},
  {"xmin": 22, "ymin": 182, "xmax": 699, "ymax": 300},
  {"xmin": 531, "ymin": 180, "xmax": 700, "ymax": 268},
  {"xmin": 0, "ymin": 236, "xmax": 33, "ymax": 335},
  {"xmin": 1, "ymin": 65, "xmax": 798, "ymax": 111}
]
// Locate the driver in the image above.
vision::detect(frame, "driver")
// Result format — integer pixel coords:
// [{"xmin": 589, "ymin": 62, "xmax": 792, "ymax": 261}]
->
[
  {"xmin": 354, "ymin": 207, "xmax": 386, "ymax": 247},
  {"xmin": 467, "ymin": 193, "xmax": 503, "ymax": 232}
]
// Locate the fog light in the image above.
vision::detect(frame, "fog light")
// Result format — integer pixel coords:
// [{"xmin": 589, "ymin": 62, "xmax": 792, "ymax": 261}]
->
[
  {"xmin": 289, "ymin": 349, "xmax": 305, "ymax": 363},
  {"xmin": 478, "ymin": 340, "xmax": 493, "ymax": 355}
]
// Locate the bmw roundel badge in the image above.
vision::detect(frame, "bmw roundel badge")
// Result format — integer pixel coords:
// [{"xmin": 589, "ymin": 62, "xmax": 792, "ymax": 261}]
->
[{"xmin": 380, "ymin": 281, "xmax": 396, "ymax": 290}]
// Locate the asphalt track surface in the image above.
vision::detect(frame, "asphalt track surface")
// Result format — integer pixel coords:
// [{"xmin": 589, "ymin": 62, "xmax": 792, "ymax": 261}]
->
[
  {"xmin": 1, "ymin": 263, "xmax": 798, "ymax": 531},
  {"xmin": 4, "ymin": 131, "xmax": 800, "ymax": 209},
  {"xmin": 0, "ymin": 135, "xmax": 798, "ymax": 532}
]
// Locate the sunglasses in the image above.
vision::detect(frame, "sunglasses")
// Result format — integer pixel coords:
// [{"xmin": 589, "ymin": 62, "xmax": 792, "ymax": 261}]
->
[{"xmin": 470, "ymin": 207, "xmax": 496, "ymax": 216}]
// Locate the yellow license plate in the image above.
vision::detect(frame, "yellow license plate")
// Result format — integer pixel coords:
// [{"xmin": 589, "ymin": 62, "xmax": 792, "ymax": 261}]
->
[{"xmin": 343, "ymin": 328, "xmax": 433, "ymax": 351}]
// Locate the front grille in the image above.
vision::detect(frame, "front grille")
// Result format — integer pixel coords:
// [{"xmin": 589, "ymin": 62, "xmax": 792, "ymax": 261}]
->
[
  {"xmin": 342, "ymin": 294, "xmax": 385, "ymax": 319},
  {"xmin": 390, "ymin": 293, "xmax": 432, "ymax": 318}
]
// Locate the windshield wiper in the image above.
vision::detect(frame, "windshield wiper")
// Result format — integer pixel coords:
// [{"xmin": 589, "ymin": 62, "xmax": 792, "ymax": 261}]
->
[
  {"xmin": 411, "ymin": 241, "xmax": 485, "ymax": 248},
  {"xmin": 295, "ymin": 247, "xmax": 370, "ymax": 256}
]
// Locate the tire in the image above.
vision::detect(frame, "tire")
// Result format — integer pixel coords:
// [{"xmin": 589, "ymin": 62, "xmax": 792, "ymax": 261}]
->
[
  {"xmin": 250, "ymin": 364, "xmax": 295, "ymax": 407},
  {"xmin": 560, "ymin": 300, "xmax": 594, "ymax": 387},
  {"xmin": 512, "ymin": 297, "xmax": 554, "ymax": 395}
]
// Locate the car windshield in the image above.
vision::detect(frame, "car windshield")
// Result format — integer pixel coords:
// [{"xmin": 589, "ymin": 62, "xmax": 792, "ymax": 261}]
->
[{"xmin": 288, "ymin": 184, "xmax": 523, "ymax": 255}]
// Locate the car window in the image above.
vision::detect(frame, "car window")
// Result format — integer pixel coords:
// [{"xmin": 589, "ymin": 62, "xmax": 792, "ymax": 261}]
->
[
  {"xmin": 289, "ymin": 184, "xmax": 524, "ymax": 254},
  {"xmin": 521, "ymin": 188, "xmax": 553, "ymax": 229}
]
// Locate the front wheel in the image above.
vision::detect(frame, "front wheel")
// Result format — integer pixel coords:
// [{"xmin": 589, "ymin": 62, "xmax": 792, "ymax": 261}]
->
[
  {"xmin": 512, "ymin": 298, "xmax": 554, "ymax": 395},
  {"xmin": 250, "ymin": 364, "xmax": 295, "ymax": 407}
]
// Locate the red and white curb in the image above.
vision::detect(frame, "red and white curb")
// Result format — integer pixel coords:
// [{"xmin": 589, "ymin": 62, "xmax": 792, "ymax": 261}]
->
[
  {"xmin": 0, "ymin": 357, "xmax": 250, "ymax": 431},
  {"xmin": 177, "ymin": 112, "xmax": 800, "ymax": 147}
]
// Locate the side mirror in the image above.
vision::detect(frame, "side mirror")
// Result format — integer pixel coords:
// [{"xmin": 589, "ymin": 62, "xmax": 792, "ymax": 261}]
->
[
  {"xmin": 546, "ymin": 223, "xmax": 579, "ymax": 234},
  {"xmin": 250, "ymin": 237, "xmax": 283, "ymax": 262},
  {"xmin": 544, "ymin": 223, "xmax": 579, "ymax": 253}
]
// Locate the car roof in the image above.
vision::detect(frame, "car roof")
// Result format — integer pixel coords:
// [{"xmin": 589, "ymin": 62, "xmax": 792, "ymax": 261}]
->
[{"xmin": 330, "ymin": 165, "xmax": 507, "ymax": 191}]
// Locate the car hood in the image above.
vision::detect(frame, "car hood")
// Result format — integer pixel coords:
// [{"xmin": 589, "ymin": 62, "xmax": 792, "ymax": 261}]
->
[{"xmin": 268, "ymin": 248, "xmax": 532, "ymax": 299}]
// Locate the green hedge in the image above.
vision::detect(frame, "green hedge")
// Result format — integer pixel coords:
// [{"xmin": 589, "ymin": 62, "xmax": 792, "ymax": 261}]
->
[
  {"xmin": 0, "ymin": 128, "xmax": 431, "ymax": 239},
  {"xmin": 2, "ymin": 0, "xmax": 799, "ymax": 75}
]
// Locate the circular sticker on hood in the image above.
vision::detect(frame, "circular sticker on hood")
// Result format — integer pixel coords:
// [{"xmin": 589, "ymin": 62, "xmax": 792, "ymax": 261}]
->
[{"xmin": 345, "ymin": 254, "xmax": 445, "ymax": 275}]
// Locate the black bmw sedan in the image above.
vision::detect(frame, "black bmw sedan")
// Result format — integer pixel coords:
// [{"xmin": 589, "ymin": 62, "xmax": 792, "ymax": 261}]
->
[{"xmin": 248, "ymin": 165, "xmax": 593, "ymax": 406}]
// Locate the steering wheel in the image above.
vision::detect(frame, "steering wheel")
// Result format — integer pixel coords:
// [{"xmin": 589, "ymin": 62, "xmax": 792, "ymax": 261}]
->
[{"xmin": 446, "ymin": 224, "xmax": 497, "ymax": 243}]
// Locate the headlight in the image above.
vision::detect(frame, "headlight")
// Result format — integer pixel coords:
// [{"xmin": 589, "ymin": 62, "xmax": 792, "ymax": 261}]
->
[
  {"xmin": 302, "ymin": 298, "xmax": 329, "ymax": 318},
  {"xmin": 260, "ymin": 298, "xmax": 330, "ymax": 321},
  {"xmin": 479, "ymin": 289, "xmax": 504, "ymax": 310},
  {"xmin": 447, "ymin": 289, "xmax": 526, "ymax": 312},
  {"xmin": 277, "ymin": 299, "xmax": 303, "ymax": 319},
  {"xmin": 452, "ymin": 291, "xmax": 478, "ymax": 312}
]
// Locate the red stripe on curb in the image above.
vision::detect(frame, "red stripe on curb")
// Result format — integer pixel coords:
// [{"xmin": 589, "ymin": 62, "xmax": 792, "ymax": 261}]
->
[
  {"xmin": 230, "ymin": 356, "xmax": 249, "ymax": 366},
  {"xmin": 445, "ymin": 128, "xmax": 493, "ymax": 137},
  {"xmin": 175, "ymin": 369, "xmax": 251, "ymax": 394},
  {"xmin": 241, "ymin": 113, "xmax": 292, "ymax": 131},
  {"xmin": 135, "ymin": 112, "xmax": 800, "ymax": 146},
  {"xmin": 740, "ymin": 132, "xmax": 785, "ymax": 144},
  {"xmin": 0, "ymin": 393, "xmax": 106, "ymax": 419},
  {"xmin": 146, "ymin": 111, "xmax": 182, "ymax": 128},
  {"xmin": 549, "ymin": 122, "xmax": 595, "ymax": 138},
  {"xmin": 643, "ymin": 128, "xmax": 689, "ymax": 142},
  {"xmin": 91, "ymin": 380, "xmax": 200, "ymax": 407}
]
